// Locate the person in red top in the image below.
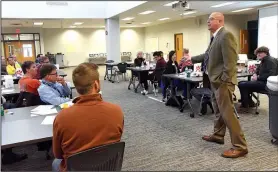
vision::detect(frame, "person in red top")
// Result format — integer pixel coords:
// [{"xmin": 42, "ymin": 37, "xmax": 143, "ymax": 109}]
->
[
  {"xmin": 36, "ymin": 56, "xmax": 50, "ymax": 79},
  {"xmin": 141, "ymin": 51, "xmax": 166, "ymax": 95},
  {"xmin": 19, "ymin": 61, "xmax": 41, "ymax": 95},
  {"xmin": 179, "ymin": 48, "xmax": 193, "ymax": 71}
]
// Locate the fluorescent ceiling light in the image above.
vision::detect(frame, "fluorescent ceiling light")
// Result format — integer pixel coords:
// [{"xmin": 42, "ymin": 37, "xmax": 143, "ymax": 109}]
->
[
  {"xmin": 211, "ymin": 2, "xmax": 236, "ymax": 8},
  {"xmin": 139, "ymin": 10, "xmax": 155, "ymax": 15},
  {"xmin": 122, "ymin": 17, "xmax": 134, "ymax": 21},
  {"xmin": 181, "ymin": 11, "xmax": 197, "ymax": 15},
  {"xmin": 33, "ymin": 22, "xmax": 43, "ymax": 25},
  {"xmin": 159, "ymin": 18, "xmax": 170, "ymax": 21},
  {"xmin": 232, "ymin": 8, "xmax": 253, "ymax": 12},
  {"xmin": 74, "ymin": 22, "xmax": 83, "ymax": 25},
  {"xmin": 69, "ymin": 26, "xmax": 76, "ymax": 28},
  {"xmin": 141, "ymin": 22, "xmax": 151, "ymax": 24},
  {"xmin": 164, "ymin": 1, "xmax": 179, "ymax": 6}
]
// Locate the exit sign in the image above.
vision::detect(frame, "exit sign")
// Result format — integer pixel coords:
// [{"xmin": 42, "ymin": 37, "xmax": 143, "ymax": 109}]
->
[{"xmin": 15, "ymin": 29, "xmax": 20, "ymax": 33}]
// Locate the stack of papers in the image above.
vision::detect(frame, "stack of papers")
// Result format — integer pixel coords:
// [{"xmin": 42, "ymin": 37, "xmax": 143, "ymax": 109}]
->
[{"xmin": 31, "ymin": 105, "xmax": 58, "ymax": 116}]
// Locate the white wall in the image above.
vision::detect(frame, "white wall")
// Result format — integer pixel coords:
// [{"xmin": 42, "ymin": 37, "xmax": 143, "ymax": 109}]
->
[
  {"xmin": 144, "ymin": 14, "xmax": 253, "ymax": 56},
  {"xmin": 43, "ymin": 28, "xmax": 145, "ymax": 66}
]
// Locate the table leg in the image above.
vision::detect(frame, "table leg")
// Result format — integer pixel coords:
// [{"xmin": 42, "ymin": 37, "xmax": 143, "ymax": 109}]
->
[
  {"xmin": 248, "ymin": 75, "xmax": 251, "ymax": 81},
  {"xmin": 128, "ymin": 73, "xmax": 134, "ymax": 90},
  {"xmin": 134, "ymin": 72, "xmax": 141, "ymax": 93},
  {"xmin": 104, "ymin": 65, "xmax": 108, "ymax": 80},
  {"xmin": 109, "ymin": 66, "xmax": 115, "ymax": 83},
  {"xmin": 165, "ymin": 78, "xmax": 181, "ymax": 108}
]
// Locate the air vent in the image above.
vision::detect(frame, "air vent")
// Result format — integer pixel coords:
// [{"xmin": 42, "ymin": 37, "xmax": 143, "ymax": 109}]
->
[{"xmin": 126, "ymin": 22, "xmax": 132, "ymax": 25}]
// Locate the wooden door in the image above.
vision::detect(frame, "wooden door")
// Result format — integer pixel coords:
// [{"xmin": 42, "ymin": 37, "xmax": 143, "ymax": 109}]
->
[
  {"xmin": 174, "ymin": 33, "xmax": 183, "ymax": 62},
  {"xmin": 4, "ymin": 41, "xmax": 36, "ymax": 63},
  {"xmin": 240, "ymin": 29, "xmax": 249, "ymax": 54}
]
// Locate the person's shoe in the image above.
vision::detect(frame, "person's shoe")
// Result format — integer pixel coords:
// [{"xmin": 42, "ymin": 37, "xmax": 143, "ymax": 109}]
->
[
  {"xmin": 2, "ymin": 152, "xmax": 28, "ymax": 165},
  {"xmin": 162, "ymin": 97, "xmax": 166, "ymax": 102},
  {"xmin": 248, "ymin": 101, "xmax": 256, "ymax": 108},
  {"xmin": 221, "ymin": 148, "xmax": 248, "ymax": 158},
  {"xmin": 202, "ymin": 135, "xmax": 224, "ymax": 145},
  {"xmin": 142, "ymin": 90, "xmax": 148, "ymax": 95}
]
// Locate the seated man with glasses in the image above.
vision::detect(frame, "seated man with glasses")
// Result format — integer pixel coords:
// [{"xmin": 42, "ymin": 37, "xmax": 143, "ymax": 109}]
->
[
  {"xmin": 36, "ymin": 56, "xmax": 50, "ymax": 79},
  {"xmin": 38, "ymin": 64, "xmax": 71, "ymax": 105}
]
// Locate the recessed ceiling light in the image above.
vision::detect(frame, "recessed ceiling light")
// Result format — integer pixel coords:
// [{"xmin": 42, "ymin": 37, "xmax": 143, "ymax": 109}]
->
[
  {"xmin": 34, "ymin": 22, "xmax": 43, "ymax": 26},
  {"xmin": 69, "ymin": 26, "xmax": 76, "ymax": 28},
  {"xmin": 139, "ymin": 10, "xmax": 155, "ymax": 15},
  {"xmin": 74, "ymin": 22, "xmax": 83, "ymax": 25},
  {"xmin": 141, "ymin": 22, "xmax": 151, "ymax": 25},
  {"xmin": 232, "ymin": 8, "xmax": 253, "ymax": 12},
  {"xmin": 164, "ymin": 1, "xmax": 179, "ymax": 6},
  {"xmin": 180, "ymin": 11, "xmax": 197, "ymax": 15},
  {"xmin": 159, "ymin": 18, "xmax": 170, "ymax": 21},
  {"xmin": 122, "ymin": 17, "xmax": 135, "ymax": 21},
  {"xmin": 211, "ymin": 2, "xmax": 236, "ymax": 8}
]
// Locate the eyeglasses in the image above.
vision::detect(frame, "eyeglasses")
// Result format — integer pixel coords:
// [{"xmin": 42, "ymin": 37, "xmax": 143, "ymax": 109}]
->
[
  {"xmin": 207, "ymin": 17, "xmax": 219, "ymax": 22},
  {"xmin": 42, "ymin": 61, "xmax": 50, "ymax": 64}
]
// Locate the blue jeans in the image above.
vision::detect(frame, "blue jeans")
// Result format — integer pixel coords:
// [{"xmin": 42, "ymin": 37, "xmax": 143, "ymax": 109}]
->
[{"xmin": 52, "ymin": 159, "xmax": 62, "ymax": 172}]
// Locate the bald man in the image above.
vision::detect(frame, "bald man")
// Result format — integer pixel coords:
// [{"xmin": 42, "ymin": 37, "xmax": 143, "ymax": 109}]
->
[{"xmin": 186, "ymin": 12, "xmax": 248, "ymax": 158}]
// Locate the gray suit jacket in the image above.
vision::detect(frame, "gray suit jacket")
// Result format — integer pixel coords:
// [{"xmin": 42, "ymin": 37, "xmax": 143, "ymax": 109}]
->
[{"xmin": 192, "ymin": 27, "xmax": 238, "ymax": 88}]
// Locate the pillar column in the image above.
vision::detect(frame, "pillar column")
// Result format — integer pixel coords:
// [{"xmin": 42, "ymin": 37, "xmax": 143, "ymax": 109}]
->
[{"xmin": 105, "ymin": 17, "xmax": 120, "ymax": 62}]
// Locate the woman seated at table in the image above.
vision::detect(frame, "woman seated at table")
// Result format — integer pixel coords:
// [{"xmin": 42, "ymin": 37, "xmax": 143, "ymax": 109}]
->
[
  {"xmin": 134, "ymin": 51, "xmax": 146, "ymax": 67},
  {"xmin": 179, "ymin": 48, "xmax": 193, "ymax": 71},
  {"xmin": 19, "ymin": 61, "xmax": 41, "ymax": 95},
  {"xmin": 162, "ymin": 51, "xmax": 187, "ymax": 102},
  {"xmin": 6, "ymin": 56, "xmax": 23, "ymax": 76}
]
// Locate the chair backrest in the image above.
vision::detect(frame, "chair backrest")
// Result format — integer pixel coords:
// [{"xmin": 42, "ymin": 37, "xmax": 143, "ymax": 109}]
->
[
  {"xmin": 117, "ymin": 63, "xmax": 127, "ymax": 73},
  {"xmin": 106, "ymin": 60, "xmax": 114, "ymax": 63},
  {"xmin": 67, "ymin": 142, "xmax": 125, "ymax": 171},
  {"xmin": 15, "ymin": 91, "xmax": 46, "ymax": 108},
  {"xmin": 154, "ymin": 67, "xmax": 165, "ymax": 82}
]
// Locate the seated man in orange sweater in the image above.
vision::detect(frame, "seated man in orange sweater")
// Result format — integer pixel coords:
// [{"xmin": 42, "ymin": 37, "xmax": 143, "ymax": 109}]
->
[
  {"xmin": 52, "ymin": 62, "xmax": 124, "ymax": 172},
  {"xmin": 19, "ymin": 61, "xmax": 41, "ymax": 95}
]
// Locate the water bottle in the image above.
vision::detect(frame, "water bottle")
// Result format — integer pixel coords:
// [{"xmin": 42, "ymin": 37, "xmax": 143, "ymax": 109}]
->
[
  {"xmin": 22, "ymin": 98, "xmax": 27, "ymax": 107},
  {"xmin": 1, "ymin": 105, "xmax": 4, "ymax": 116}
]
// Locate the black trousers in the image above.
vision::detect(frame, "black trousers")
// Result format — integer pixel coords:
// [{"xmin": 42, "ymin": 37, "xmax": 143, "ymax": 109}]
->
[
  {"xmin": 140, "ymin": 72, "xmax": 155, "ymax": 90},
  {"xmin": 238, "ymin": 80, "xmax": 266, "ymax": 107}
]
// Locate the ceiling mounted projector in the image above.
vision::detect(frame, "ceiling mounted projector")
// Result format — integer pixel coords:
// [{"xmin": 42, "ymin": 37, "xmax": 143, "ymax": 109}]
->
[{"xmin": 172, "ymin": 1, "xmax": 190, "ymax": 11}]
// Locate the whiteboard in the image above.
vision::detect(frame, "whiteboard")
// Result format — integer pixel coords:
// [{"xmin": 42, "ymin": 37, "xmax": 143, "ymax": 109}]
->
[
  {"xmin": 145, "ymin": 37, "xmax": 159, "ymax": 52},
  {"xmin": 258, "ymin": 5, "xmax": 278, "ymax": 58}
]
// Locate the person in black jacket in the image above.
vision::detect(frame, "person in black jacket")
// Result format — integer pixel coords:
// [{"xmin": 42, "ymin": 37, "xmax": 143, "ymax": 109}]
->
[
  {"xmin": 134, "ymin": 51, "xmax": 146, "ymax": 67},
  {"xmin": 162, "ymin": 51, "xmax": 185, "ymax": 101},
  {"xmin": 238, "ymin": 46, "xmax": 278, "ymax": 108}
]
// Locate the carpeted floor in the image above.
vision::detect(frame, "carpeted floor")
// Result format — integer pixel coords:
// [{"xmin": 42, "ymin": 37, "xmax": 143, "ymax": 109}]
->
[{"xmin": 2, "ymin": 68, "xmax": 278, "ymax": 171}]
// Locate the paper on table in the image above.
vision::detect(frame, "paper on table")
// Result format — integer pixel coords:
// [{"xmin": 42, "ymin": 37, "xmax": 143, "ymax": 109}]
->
[
  {"xmin": 31, "ymin": 114, "xmax": 39, "ymax": 117},
  {"xmin": 2, "ymin": 89, "xmax": 15, "ymax": 93},
  {"xmin": 41, "ymin": 115, "xmax": 56, "ymax": 125},
  {"xmin": 31, "ymin": 105, "xmax": 57, "ymax": 115}
]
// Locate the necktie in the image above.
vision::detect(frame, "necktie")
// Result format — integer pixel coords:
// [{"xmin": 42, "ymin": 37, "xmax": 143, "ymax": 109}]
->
[{"xmin": 202, "ymin": 36, "xmax": 214, "ymax": 71}]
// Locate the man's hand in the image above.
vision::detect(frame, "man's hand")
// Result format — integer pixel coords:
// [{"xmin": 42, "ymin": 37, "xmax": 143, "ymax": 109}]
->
[
  {"xmin": 251, "ymin": 74, "xmax": 258, "ymax": 81},
  {"xmin": 57, "ymin": 77, "xmax": 66, "ymax": 86}
]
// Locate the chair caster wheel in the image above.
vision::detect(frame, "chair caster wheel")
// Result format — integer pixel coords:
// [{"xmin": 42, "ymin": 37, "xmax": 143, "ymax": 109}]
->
[
  {"xmin": 233, "ymin": 98, "xmax": 237, "ymax": 101},
  {"xmin": 190, "ymin": 113, "xmax": 195, "ymax": 118},
  {"xmin": 255, "ymin": 112, "xmax": 259, "ymax": 115},
  {"xmin": 128, "ymin": 87, "xmax": 131, "ymax": 90},
  {"xmin": 179, "ymin": 108, "xmax": 183, "ymax": 113}
]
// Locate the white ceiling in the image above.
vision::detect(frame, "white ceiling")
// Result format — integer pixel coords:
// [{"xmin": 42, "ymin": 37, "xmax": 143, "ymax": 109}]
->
[{"xmin": 2, "ymin": 1, "xmax": 277, "ymax": 28}]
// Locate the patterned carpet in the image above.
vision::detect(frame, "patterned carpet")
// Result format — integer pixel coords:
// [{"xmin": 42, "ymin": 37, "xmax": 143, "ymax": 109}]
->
[{"xmin": 2, "ymin": 77, "xmax": 278, "ymax": 171}]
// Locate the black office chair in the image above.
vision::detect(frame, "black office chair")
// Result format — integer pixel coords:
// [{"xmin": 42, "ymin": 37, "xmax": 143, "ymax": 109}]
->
[
  {"xmin": 151, "ymin": 68, "xmax": 165, "ymax": 96},
  {"xmin": 15, "ymin": 91, "xmax": 46, "ymax": 108},
  {"xmin": 114, "ymin": 62, "xmax": 128, "ymax": 83},
  {"xmin": 104, "ymin": 60, "xmax": 115, "ymax": 80},
  {"xmin": 67, "ymin": 142, "xmax": 125, "ymax": 171}
]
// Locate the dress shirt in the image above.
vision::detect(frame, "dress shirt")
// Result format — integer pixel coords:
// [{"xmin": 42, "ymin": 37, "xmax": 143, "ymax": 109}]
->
[{"xmin": 38, "ymin": 80, "xmax": 71, "ymax": 105}]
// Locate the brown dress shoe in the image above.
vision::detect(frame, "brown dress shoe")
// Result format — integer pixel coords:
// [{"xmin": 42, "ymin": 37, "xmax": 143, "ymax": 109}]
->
[
  {"xmin": 221, "ymin": 148, "xmax": 248, "ymax": 158},
  {"xmin": 202, "ymin": 135, "xmax": 224, "ymax": 144}
]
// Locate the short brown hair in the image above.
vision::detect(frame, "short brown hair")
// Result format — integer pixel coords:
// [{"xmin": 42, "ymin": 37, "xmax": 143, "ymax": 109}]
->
[
  {"xmin": 40, "ymin": 64, "xmax": 57, "ymax": 79},
  {"xmin": 183, "ymin": 48, "xmax": 189, "ymax": 54},
  {"xmin": 40, "ymin": 56, "xmax": 49, "ymax": 63},
  {"xmin": 72, "ymin": 63, "xmax": 99, "ymax": 95},
  {"xmin": 254, "ymin": 46, "xmax": 270, "ymax": 56}
]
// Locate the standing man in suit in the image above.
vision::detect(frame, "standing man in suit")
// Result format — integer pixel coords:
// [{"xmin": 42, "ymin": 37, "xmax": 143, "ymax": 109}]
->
[{"xmin": 185, "ymin": 12, "xmax": 248, "ymax": 158}]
